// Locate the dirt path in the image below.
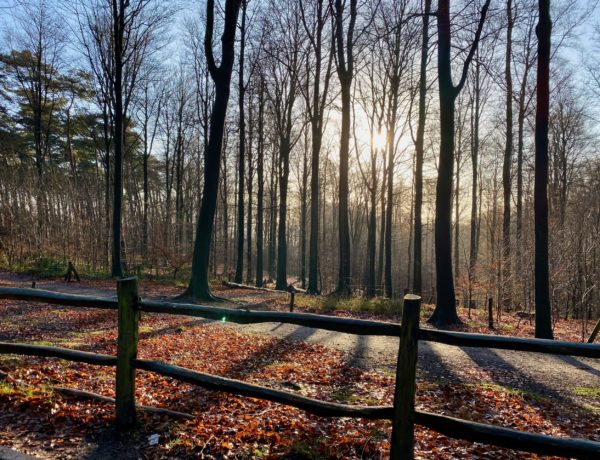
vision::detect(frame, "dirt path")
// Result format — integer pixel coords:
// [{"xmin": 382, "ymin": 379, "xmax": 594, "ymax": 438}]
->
[{"xmin": 2, "ymin": 274, "xmax": 599, "ymax": 410}]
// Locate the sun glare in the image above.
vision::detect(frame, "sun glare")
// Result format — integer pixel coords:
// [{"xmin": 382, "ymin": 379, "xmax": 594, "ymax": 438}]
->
[{"xmin": 372, "ymin": 130, "xmax": 387, "ymax": 151}]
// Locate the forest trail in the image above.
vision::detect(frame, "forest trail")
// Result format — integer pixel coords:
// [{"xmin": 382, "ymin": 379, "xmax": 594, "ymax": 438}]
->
[{"xmin": 1, "ymin": 274, "xmax": 599, "ymax": 411}]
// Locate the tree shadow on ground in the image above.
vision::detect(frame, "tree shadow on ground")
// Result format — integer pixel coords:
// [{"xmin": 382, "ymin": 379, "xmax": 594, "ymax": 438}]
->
[
  {"xmin": 555, "ymin": 355, "xmax": 600, "ymax": 379},
  {"xmin": 417, "ymin": 341, "xmax": 465, "ymax": 384},
  {"xmin": 457, "ymin": 346, "xmax": 569, "ymax": 403}
]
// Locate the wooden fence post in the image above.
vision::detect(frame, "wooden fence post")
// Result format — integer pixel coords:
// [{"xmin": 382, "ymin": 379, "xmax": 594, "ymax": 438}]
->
[
  {"xmin": 488, "ymin": 298, "xmax": 494, "ymax": 329},
  {"xmin": 116, "ymin": 277, "xmax": 139, "ymax": 430},
  {"xmin": 390, "ymin": 294, "xmax": 421, "ymax": 459}
]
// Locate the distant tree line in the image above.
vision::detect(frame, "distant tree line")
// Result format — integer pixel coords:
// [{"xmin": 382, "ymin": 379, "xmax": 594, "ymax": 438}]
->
[{"xmin": 0, "ymin": 0, "xmax": 598, "ymax": 337}]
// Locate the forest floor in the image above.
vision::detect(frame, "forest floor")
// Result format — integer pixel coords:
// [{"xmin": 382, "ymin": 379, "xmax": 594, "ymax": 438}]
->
[{"xmin": 0, "ymin": 272, "xmax": 599, "ymax": 459}]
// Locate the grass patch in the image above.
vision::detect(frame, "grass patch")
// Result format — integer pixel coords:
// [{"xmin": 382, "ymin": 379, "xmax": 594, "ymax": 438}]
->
[
  {"xmin": 297, "ymin": 295, "xmax": 403, "ymax": 315},
  {"xmin": 330, "ymin": 387, "xmax": 378, "ymax": 405},
  {"xmin": 0, "ymin": 356, "xmax": 24, "ymax": 367},
  {"xmin": 574, "ymin": 387, "xmax": 600, "ymax": 398},
  {"xmin": 582, "ymin": 403, "xmax": 600, "ymax": 414},
  {"xmin": 468, "ymin": 383, "xmax": 545, "ymax": 402},
  {"xmin": 330, "ymin": 387, "xmax": 360, "ymax": 403},
  {"xmin": 0, "ymin": 381, "xmax": 53, "ymax": 399},
  {"xmin": 290, "ymin": 438, "xmax": 331, "ymax": 460},
  {"xmin": 0, "ymin": 381, "xmax": 14, "ymax": 395},
  {"xmin": 252, "ymin": 447, "xmax": 270, "ymax": 458},
  {"xmin": 31, "ymin": 340, "xmax": 57, "ymax": 347}
]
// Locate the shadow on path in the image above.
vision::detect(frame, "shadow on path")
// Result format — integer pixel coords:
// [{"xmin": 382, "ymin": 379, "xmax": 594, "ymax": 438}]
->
[
  {"xmin": 556, "ymin": 355, "xmax": 600, "ymax": 379},
  {"xmin": 458, "ymin": 346, "xmax": 568, "ymax": 403}
]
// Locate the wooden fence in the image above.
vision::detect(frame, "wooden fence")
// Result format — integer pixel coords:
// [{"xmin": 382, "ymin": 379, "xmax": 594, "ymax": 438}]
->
[{"xmin": 0, "ymin": 278, "xmax": 599, "ymax": 459}]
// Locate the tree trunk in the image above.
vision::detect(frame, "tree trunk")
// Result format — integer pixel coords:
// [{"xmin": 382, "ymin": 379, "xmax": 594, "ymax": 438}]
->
[
  {"xmin": 502, "ymin": 0, "xmax": 514, "ymax": 310},
  {"xmin": 255, "ymin": 80, "xmax": 265, "ymax": 287},
  {"xmin": 268, "ymin": 155, "xmax": 277, "ymax": 281},
  {"xmin": 300, "ymin": 135, "xmax": 309, "ymax": 289},
  {"xmin": 429, "ymin": 0, "xmax": 490, "ymax": 327},
  {"xmin": 413, "ymin": 0, "xmax": 431, "ymax": 295},
  {"xmin": 111, "ymin": 0, "xmax": 125, "ymax": 278},
  {"xmin": 234, "ymin": 2, "xmax": 247, "ymax": 283},
  {"xmin": 534, "ymin": 0, "xmax": 553, "ymax": 339},
  {"xmin": 246, "ymin": 91, "xmax": 254, "ymax": 284},
  {"xmin": 184, "ymin": 0, "xmax": 241, "ymax": 300},
  {"xmin": 276, "ymin": 137, "xmax": 291, "ymax": 290},
  {"xmin": 332, "ymin": 0, "xmax": 356, "ymax": 296},
  {"xmin": 385, "ymin": 140, "xmax": 394, "ymax": 298},
  {"xmin": 469, "ymin": 57, "xmax": 481, "ymax": 303},
  {"xmin": 306, "ymin": 0, "xmax": 330, "ymax": 295}
]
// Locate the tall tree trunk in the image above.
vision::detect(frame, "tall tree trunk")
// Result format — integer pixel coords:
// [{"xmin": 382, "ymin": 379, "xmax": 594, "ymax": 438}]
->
[
  {"xmin": 305, "ymin": 0, "xmax": 331, "ymax": 295},
  {"xmin": 429, "ymin": 0, "xmax": 490, "ymax": 327},
  {"xmin": 366, "ymin": 146, "xmax": 377, "ymax": 297},
  {"xmin": 268, "ymin": 156, "xmax": 277, "ymax": 282},
  {"xmin": 184, "ymin": 0, "xmax": 241, "ymax": 300},
  {"xmin": 142, "ymin": 130, "xmax": 149, "ymax": 260},
  {"xmin": 111, "ymin": 0, "xmax": 125, "ymax": 278},
  {"xmin": 234, "ymin": 2, "xmax": 247, "ymax": 284},
  {"xmin": 377, "ymin": 161, "xmax": 386, "ymax": 290},
  {"xmin": 221, "ymin": 148, "xmax": 230, "ymax": 277},
  {"xmin": 102, "ymin": 101, "xmax": 112, "ymax": 269},
  {"xmin": 454, "ymin": 145, "xmax": 461, "ymax": 280},
  {"xmin": 469, "ymin": 57, "xmax": 481, "ymax": 303},
  {"xmin": 246, "ymin": 90, "xmax": 254, "ymax": 284},
  {"xmin": 534, "ymin": 0, "xmax": 553, "ymax": 339},
  {"xmin": 502, "ymin": 0, "xmax": 514, "ymax": 310},
  {"xmin": 255, "ymin": 80, "xmax": 265, "ymax": 287},
  {"xmin": 300, "ymin": 132, "xmax": 309, "ymax": 289},
  {"xmin": 384, "ymin": 141, "xmax": 394, "ymax": 298},
  {"xmin": 333, "ymin": 0, "xmax": 356, "ymax": 296},
  {"xmin": 516, "ymin": 28, "xmax": 533, "ymax": 307},
  {"xmin": 276, "ymin": 136, "xmax": 291, "ymax": 290},
  {"xmin": 412, "ymin": 0, "xmax": 431, "ymax": 295}
]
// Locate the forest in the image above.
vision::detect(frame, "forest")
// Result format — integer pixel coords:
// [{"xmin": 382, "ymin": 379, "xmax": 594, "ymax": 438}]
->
[
  {"xmin": 0, "ymin": 0, "xmax": 599, "ymax": 458},
  {"xmin": 1, "ymin": 0, "xmax": 599, "ymax": 330}
]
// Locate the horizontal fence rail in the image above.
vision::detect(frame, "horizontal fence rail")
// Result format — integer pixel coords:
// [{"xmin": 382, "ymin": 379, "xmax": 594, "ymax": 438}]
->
[
  {"xmin": 1, "ymin": 281, "xmax": 600, "ymax": 459},
  {"xmin": 419, "ymin": 329, "xmax": 600, "ymax": 359},
  {"xmin": 0, "ymin": 287, "xmax": 118, "ymax": 310},
  {"xmin": 134, "ymin": 358, "xmax": 392, "ymax": 419},
  {"xmin": 414, "ymin": 411, "xmax": 600, "ymax": 459},
  {"xmin": 0, "ymin": 342, "xmax": 116, "ymax": 366},
  {"xmin": 2, "ymin": 287, "xmax": 599, "ymax": 358},
  {"xmin": 140, "ymin": 299, "xmax": 402, "ymax": 336}
]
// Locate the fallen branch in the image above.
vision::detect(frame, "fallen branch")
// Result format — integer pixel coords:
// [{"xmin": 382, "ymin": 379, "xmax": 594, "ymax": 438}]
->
[
  {"xmin": 222, "ymin": 281, "xmax": 307, "ymax": 295},
  {"xmin": 51, "ymin": 386, "xmax": 194, "ymax": 420},
  {"xmin": 222, "ymin": 281, "xmax": 280, "ymax": 293}
]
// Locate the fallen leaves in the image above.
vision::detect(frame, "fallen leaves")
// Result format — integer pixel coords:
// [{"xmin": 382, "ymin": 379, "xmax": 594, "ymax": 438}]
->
[{"xmin": 0, "ymin": 280, "xmax": 598, "ymax": 458}]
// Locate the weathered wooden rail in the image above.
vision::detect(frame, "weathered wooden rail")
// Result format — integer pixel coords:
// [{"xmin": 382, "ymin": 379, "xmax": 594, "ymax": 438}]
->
[{"xmin": 1, "ymin": 280, "xmax": 599, "ymax": 459}]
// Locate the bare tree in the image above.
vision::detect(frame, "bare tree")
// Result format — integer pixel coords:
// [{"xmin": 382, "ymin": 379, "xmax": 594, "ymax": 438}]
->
[
  {"xmin": 412, "ymin": 0, "xmax": 432, "ymax": 296},
  {"xmin": 429, "ymin": 0, "xmax": 491, "ymax": 327},
  {"xmin": 184, "ymin": 0, "xmax": 242, "ymax": 300},
  {"xmin": 234, "ymin": 0, "xmax": 248, "ymax": 283},
  {"xmin": 502, "ymin": 0, "xmax": 514, "ymax": 310},
  {"xmin": 331, "ymin": 0, "xmax": 357, "ymax": 295},
  {"xmin": 300, "ymin": 0, "xmax": 333, "ymax": 295}
]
